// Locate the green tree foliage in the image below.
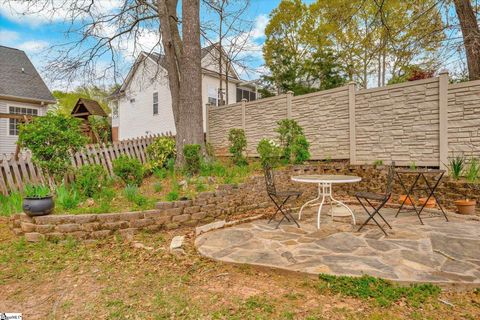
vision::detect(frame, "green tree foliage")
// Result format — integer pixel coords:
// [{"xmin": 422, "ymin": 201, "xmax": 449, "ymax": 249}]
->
[
  {"xmin": 276, "ymin": 119, "xmax": 304, "ymax": 161},
  {"xmin": 51, "ymin": 85, "xmax": 116, "ymax": 115},
  {"xmin": 263, "ymin": 0, "xmax": 345, "ymax": 95},
  {"xmin": 18, "ymin": 113, "xmax": 87, "ymax": 180},
  {"xmin": 228, "ymin": 128, "xmax": 248, "ymax": 166},
  {"xmin": 264, "ymin": 0, "xmax": 444, "ymax": 90}
]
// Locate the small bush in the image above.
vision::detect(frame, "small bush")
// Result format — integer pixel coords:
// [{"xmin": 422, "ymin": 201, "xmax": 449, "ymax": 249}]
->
[
  {"xmin": 146, "ymin": 137, "xmax": 176, "ymax": 171},
  {"xmin": 317, "ymin": 274, "xmax": 440, "ymax": 307},
  {"xmin": 276, "ymin": 119, "xmax": 304, "ymax": 161},
  {"xmin": 466, "ymin": 158, "xmax": 480, "ymax": 182},
  {"xmin": 18, "ymin": 113, "xmax": 87, "ymax": 180},
  {"xmin": 256, "ymin": 139, "xmax": 282, "ymax": 168},
  {"xmin": 291, "ymin": 134, "xmax": 310, "ymax": 164},
  {"xmin": 183, "ymin": 144, "xmax": 202, "ymax": 175},
  {"xmin": 76, "ymin": 164, "xmax": 109, "ymax": 198},
  {"xmin": 228, "ymin": 128, "xmax": 248, "ymax": 166},
  {"xmin": 0, "ymin": 192, "xmax": 23, "ymax": 216},
  {"xmin": 153, "ymin": 168, "xmax": 168, "ymax": 180},
  {"xmin": 55, "ymin": 183, "xmax": 80, "ymax": 210},
  {"xmin": 113, "ymin": 155, "xmax": 144, "ymax": 186}
]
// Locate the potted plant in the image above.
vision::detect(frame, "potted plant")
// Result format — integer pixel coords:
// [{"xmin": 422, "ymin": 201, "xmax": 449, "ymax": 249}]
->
[
  {"xmin": 23, "ymin": 184, "xmax": 54, "ymax": 217},
  {"xmin": 453, "ymin": 182, "xmax": 478, "ymax": 215}
]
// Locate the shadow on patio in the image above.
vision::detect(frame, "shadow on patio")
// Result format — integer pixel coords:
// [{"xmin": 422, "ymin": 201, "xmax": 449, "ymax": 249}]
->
[{"xmin": 195, "ymin": 206, "xmax": 480, "ymax": 285}]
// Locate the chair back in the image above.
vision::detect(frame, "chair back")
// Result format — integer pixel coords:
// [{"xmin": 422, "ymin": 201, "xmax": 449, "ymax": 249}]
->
[
  {"xmin": 263, "ymin": 165, "xmax": 277, "ymax": 196},
  {"xmin": 385, "ymin": 161, "xmax": 396, "ymax": 197}
]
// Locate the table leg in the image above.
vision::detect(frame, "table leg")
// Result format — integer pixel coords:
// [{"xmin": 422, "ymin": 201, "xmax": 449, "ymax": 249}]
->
[
  {"xmin": 330, "ymin": 193, "xmax": 356, "ymax": 226},
  {"xmin": 317, "ymin": 183, "xmax": 327, "ymax": 229},
  {"xmin": 298, "ymin": 183, "xmax": 322, "ymax": 220},
  {"xmin": 395, "ymin": 172, "xmax": 424, "ymax": 225},
  {"xmin": 421, "ymin": 172, "xmax": 448, "ymax": 222}
]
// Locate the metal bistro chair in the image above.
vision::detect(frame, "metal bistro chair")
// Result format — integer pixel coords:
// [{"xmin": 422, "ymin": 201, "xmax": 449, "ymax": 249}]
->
[
  {"xmin": 264, "ymin": 164, "xmax": 301, "ymax": 229},
  {"xmin": 356, "ymin": 162, "xmax": 395, "ymax": 236}
]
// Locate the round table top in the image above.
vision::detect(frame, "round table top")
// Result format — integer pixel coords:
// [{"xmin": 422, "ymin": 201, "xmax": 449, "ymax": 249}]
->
[{"xmin": 291, "ymin": 175, "xmax": 362, "ymax": 184}]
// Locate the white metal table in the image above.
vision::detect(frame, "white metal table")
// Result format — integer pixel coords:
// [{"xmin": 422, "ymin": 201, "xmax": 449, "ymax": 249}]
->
[{"xmin": 291, "ymin": 175, "xmax": 362, "ymax": 229}]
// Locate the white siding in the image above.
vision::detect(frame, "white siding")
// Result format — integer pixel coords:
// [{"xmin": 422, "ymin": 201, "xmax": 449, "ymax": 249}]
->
[
  {"xmin": 0, "ymin": 99, "xmax": 47, "ymax": 154},
  {"xmin": 117, "ymin": 58, "xmax": 175, "ymax": 140}
]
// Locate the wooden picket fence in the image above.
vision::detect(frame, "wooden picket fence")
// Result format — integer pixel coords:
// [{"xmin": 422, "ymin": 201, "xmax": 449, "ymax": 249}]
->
[{"xmin": 0, "ymin": 133, "xmax": 173, "ymax": 195}]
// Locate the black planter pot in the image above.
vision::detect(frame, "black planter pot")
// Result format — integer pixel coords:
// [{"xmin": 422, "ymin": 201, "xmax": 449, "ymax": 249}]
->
[{"xmin": 23, "ymin": 196, "xmax": 54, "ymax": 217}]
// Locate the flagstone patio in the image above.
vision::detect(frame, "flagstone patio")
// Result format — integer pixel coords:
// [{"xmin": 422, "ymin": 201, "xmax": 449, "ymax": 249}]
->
[{"xmin": 195, "ymin": 206, "xmax": 480, "ymax": 285}]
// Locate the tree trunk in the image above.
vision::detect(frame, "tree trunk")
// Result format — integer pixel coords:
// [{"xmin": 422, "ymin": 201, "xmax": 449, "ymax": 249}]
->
[
  {"xmin": 453, "ymin": 0, "xmax": 480, "ymax": 80},
  {"xmin": 177, "ymin": 0, "xmax": 204, "ymax": 162},
  {"xmin": 158, "ymin": 0, "xmax": 204, "ymax": 165}
]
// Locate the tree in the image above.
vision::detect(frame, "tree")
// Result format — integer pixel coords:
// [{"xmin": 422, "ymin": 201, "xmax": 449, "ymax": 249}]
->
[
  {"xmin": 3, "ymin": 0, "xmax": 204, "ymax": 165},
  {"xmin": 453, "ymin": 0, "xmax": 480, "ymax": 80},
  {"xmin": 263, "ymin": 0, "xmax": 346, "ymax": 94},
  {"xmin": 52, "ymin": 86, "xmax": 114, "ymax": 115}
]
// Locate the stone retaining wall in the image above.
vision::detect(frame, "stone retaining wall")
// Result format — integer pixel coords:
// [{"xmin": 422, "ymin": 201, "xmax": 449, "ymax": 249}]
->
[{"xmin": 9, "ymin": 162, "xmax": 479, "ymax": 241}]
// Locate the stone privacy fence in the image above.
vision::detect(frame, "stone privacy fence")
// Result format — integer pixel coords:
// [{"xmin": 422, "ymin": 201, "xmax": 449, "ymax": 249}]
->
[
  {"xmin": 207, "ymin": 73, "xmax": 480, "ymax": 169},
  {"xmin": 9, "ymin": 162, "xmax": 478, "ymax": 241}
]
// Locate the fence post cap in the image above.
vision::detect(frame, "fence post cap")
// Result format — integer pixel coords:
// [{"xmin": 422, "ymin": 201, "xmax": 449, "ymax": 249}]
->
[
  {"xmin": 241, "ymin": 98, "xmax": 247, "ymax": 102},
  {"xmin": 286, "ymin": 90, "xmax": 294, "ymax": 95},
  {"xmin": 439, "ymin": 69, "xmax": 449, "ymax": 75}
]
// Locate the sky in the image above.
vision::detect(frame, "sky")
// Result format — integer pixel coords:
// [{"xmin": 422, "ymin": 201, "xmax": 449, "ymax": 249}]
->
[{"xmin": 0, "ymin": 0, "xmax": 289, "ymax": 91}]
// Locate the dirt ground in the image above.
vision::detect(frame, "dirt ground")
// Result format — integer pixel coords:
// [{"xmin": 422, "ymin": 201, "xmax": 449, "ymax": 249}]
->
[{"xmin": 0, "ymin": 217, "xmax": 479, "ymax": 320}]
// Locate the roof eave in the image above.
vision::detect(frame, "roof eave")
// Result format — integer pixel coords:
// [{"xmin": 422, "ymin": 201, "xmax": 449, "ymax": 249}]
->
[{"xmin": 0, "ymin": 94, "xmax": 56, "ymax": 105}]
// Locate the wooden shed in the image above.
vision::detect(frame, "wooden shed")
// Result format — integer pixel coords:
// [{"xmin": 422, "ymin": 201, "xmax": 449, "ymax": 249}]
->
[{"xmin": 71, "ymin": 98, "xmax": 108, "ymax": 119}]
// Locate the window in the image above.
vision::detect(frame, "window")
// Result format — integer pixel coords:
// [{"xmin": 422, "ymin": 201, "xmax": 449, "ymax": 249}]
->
[
  {"xmin": 9, "ymin": 106, "xmax": 38, "ymax": 136},
  {"xmin": 208, "ymin": 97, "xmax": 218, "ymax": 106},
  {"xmin": 112, "ymin": 101, "xmax": 119, "ymax": 118},
  {"xmin": 153, "ymin": 92, "xmax": 158, "ymax": 115},
  {"xmin": 236, "ymin": 88, "xmax": 257, "ymax": 102}
]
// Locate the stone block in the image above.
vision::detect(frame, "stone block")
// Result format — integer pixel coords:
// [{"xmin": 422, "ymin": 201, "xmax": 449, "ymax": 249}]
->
[
  {"xmin": 170, "ymin": 235, "xmax": 185, "ymax": 254},
  {"xmin": 184, "ymin": 206, "xmax": 200, "ymax": 214},
  {"xmin": 164, "ymin": 207, "xmax": 183, "ymax": 217},
  {"xmin": 19, "ymin": 213, "xmax": 33, "ymax": 223},
  {"xmin": 104, "ymin": 221, "xmax": 129, "ymax": 230},
  {"xmin": 156, "ymin": 201, "xmax": 174, "ymax": 210},
  {"xmin": 144, "ymin": 211, "xmax": 163, "ymax": 219},
  {"xmin": 91, "ymin": 230, "xmax": 112, "ymax": 239},
  {"xmin": 195, "ymin": 220, "xmax": 225, "ymax": 236},
  {"xmin": 183, "ymin": 220, "xmax": 198, "ymax": 227},
  {"xmin": 129, "ymin": 218, "xmax": 154, "ymax": 228},
  {"xmin": 175, "ymin": 200, "xmax": 192, "ymax": 208},
  {"xmin": 70, "ymin": 214, "xmax": 97, "ymax": 224},
  {"xmin": 25, "ymin": 232, "xmax": 45, "ymax": 242},
  {"xmin": 35, "ymin": 224, "xmax": 54, "ymax": 233},
  {"xmin": 191, "ymin": 212, "xmax": 207, "ymax": 220},
  {"xmin": 96, "ymin": 213, "xmax": 122, "ymax": 223},
  {"xmin": 82, "ymin": 222, "xmax": 102, "ymax": 232},
  {"xmin": 20, "ymin": 222, "xmax": 36, "ymax": 233},
  {"xmin": 33, "ymin": 215, "xmax": 62, "ymax": 225},
  {"xmin": 165, "ymin": 222, "xmax": 179, "ymax": 230},
  {"xmin": 118, "ymin": 228, "xmax": 138, "ymax": 238},
  {"xmin": 56, "ymin": 224, "xmax": 81, "ymax": 233},
  {"xmin": 172, "ymin": 214, "xmax": 190, "ymax": 223},
  {"xmin": 121, "ymin": 211, "xmax": 145, "ymax": 220},
  {"xmin": 69, "ymin": 231, "xmax": 87, "ymax": 240}
]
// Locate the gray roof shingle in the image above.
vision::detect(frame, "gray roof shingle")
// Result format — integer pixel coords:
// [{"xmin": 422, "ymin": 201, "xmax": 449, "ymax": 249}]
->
[{"xmin": 0, "ymin": 46, "xmax": 55, "ymax": 103}]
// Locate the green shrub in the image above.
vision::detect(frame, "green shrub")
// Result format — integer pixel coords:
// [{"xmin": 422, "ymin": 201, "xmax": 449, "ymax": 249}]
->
[
  {"xmin": 448, "ymin": 155, "xmax": 465, "ymax": 180},
  {"xmin": 183, "ymin": 144, "xmax": 202, "ymax": 175},
  {"xmin": 76, "ymin": 164, "xmax": 109, "ymax": 198},
  {"xmin": 276, "ymin": 119, "xmax": 304, "ymax": 161},
  {"xmin": 0, "ymin": 192, "xmax": 23, "ymax": 216},
  {"xmin": 200, "ymin": 160, "xmax": 227, "ymax": 177},
  {"xmin": 146, "ymin": 137, "xmax": 176, "ymax": 171},
  {"xmin": 24, "ymin": 184, "xmax": 51, "ymax": 198},
  {"xmin": 153, "ymin": 167, "xmax": 168, "ymax": 180},
  {"xmin": 256, "ymin": 138, "xmax": 282, "ymax": 168},
  {"xmin": 113, "ymin": 155, "xmax": 144, "ymax": 186},
  {"xmin": 55, "ymin": 183, "xmax": 80, "ymax": 210},
  {"xmin": 228, "ymin": 128, "xmax": 248, "ymax": 166},
  {"xmin": 18, "ymin": 113, "xmax": 87, "ymax": 180},
  {"xmin": 292, "ymin": 134, "xmax": 310, "ymax": 164},
  {"xmin": 465, "ymin": 158, "xmax": 480, "ymax": 182}
]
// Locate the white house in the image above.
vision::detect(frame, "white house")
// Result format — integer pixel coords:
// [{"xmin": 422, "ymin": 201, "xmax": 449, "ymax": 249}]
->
[
  {"xmin": 109, "ymin": 43, "xmax": 258, "ymax": 141},
  {"xmin": 0, "ymin": 46, "xmax": 56, "ymax": 154}
]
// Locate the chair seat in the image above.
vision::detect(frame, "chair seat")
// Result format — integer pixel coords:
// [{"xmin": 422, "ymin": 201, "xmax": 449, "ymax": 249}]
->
[
  {"xmin": 275, "ymin": 190, "xmax": 302, "ymax": 198},
  {"xmin": 355, "ymin": 191, "xmax": 387, "ymax": 201}
]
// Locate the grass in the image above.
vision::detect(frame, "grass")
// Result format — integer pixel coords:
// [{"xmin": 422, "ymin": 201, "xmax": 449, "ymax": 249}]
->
[
  {"xmin": 465, "ymin": 158, "xmax": 480, "ymax": 182},
  {"xmin": 0, "ymin": 191, "xmax": 22, "ymax": 216},
  {"xmin": 0, "ymin": 221, "xmax": 478, "ymax": 319},
  {"xmin": 317, "ymin": 274, "xmax": 441, "ymax": 307}
]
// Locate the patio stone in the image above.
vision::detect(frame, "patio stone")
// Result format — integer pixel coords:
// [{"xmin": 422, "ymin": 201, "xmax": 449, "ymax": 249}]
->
[{"xmin": 196, "ymin": 206, "xmax": 480, "ymax": 284}]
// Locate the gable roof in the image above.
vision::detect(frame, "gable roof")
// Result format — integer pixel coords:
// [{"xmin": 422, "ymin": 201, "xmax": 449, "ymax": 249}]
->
[
  {"xmin": 72, "ymin": 98, "xmax": 107, "ymax": 117},
  {"xmin": 0, "ymin": 45, "xmax": 55, "ymax": 104}
]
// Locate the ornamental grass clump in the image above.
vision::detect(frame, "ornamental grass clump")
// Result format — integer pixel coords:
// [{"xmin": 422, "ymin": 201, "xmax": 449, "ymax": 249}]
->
[
  {"xmin": 228, "ymin": 128, "xmax": 248, "ymax": 166},
  {"xmin": 448, "ymin": 154, "xmax": 466, "ymax": 180}
]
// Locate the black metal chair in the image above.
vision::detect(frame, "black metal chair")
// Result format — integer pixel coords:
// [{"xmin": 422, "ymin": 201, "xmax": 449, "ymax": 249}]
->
[
  {"xmin": 356, "ymin": 162, "xmax": 395, "ymax": 236},
  {"xmin": 263, "ymin": 165, "xmax": 301, "ymax": 229}
]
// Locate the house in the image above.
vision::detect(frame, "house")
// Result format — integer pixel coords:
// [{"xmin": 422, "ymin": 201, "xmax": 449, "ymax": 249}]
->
[
  {"xmin": 0, "ymin": 46, "xmax": 56, "ymax": 154},
  {"xmin": 109, "ymin": 43, "xmax": 258, "ymax": 141}
]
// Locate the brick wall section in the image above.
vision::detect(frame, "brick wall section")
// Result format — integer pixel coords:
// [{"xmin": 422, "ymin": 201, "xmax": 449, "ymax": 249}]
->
[
  {"xmin": 291, "ymin": 87, "xmax": 350, "ymax": 159},
  {"xmin": 447, "ymin": 80, "xmax": 480, "ymax": 159},
  {"xmin": 355, "ymin": 78, "xmax": 440, "ymax": 166},
  {"xmin": 9, "ymin": 163, "xmax": 479, "ymax": 241}
]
